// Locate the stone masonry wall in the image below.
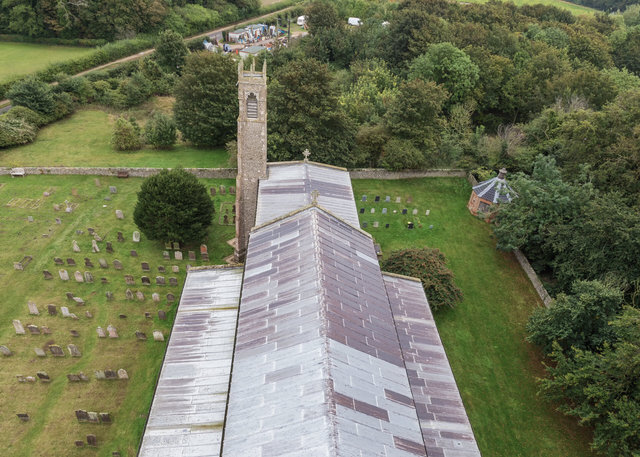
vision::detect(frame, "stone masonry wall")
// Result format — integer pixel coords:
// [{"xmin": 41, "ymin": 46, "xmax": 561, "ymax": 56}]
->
[
  {"xmin": 349, "ymin": 169, "xmax": 467, "ymax": 179},
  {"xmin": 513, "ymin": 249, "xmax": 552, "ymax": 307},
  {"xmin": 0, "ymin": 167, "xmax": 237, "ymax": 179}
]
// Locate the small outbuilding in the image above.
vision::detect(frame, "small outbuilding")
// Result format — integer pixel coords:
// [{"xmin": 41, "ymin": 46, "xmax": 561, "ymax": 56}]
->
[{"xmin": 468, "ymin": 168, "xmax": 515, "ymax": 215}]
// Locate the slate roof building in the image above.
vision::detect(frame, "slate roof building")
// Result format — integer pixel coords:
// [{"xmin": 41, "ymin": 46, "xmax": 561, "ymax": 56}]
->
[
  {"xmin": 467, "ymin": 168, "xmax": 515, "ymax": 216},
  {"xmin": 138, "ymin": 63, "xmax": 481, "ymax": 457}
]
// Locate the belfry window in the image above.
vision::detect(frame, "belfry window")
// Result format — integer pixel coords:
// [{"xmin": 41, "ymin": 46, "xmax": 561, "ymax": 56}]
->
[{"xmin": 247, "ymin": 93, "xmax": 258, "ymax": 119}]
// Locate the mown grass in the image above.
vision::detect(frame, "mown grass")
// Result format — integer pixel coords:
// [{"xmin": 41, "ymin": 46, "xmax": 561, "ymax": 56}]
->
[
  {"xmin": 351, "ymin": 178, "xmax": 595, "ymax": 457},
  {"xmin": 460, "ymin": 0, "xmax": 596, "ymax": 15},
  {"xmin": 0, "ymin": 174, "xmax": 235, "ymax": 456},
  {"xmin": 0, "ymin": 42, "xmax": 95, "ymax": 84},
  {"xmin": 0, "ymin": 98, "xmax": 228, "ymax": 169}
]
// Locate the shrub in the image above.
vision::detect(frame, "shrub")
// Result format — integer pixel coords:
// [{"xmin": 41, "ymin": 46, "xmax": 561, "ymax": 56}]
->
[
  {"xmin": 380, "ymin": 138, "xmax": 425, "ymax": 170},
  {"xmin": 382, "ymin": 248, "xmax": 463, "ymax": 310},
  {"xmin": 111, "ymin": 116, "xmax": 142, "ymax": 151},
  {"xmin": 6, "ymin": 77, "xmax": 56, "ymax": 115},
  {"xmin": 56, "ymin": 76, "xmax": 96, "ymax": 104},
  {"xmin": 133, "ymin": 168, "xmax": 214, "ymax": 243},
  {"xmin": 144, "ymin": 112, "xmax": 177, "ymax": 149},
  {"xmin": 117, "ymin": 73, "xmax": 153, "ymax": 108},
  {"xmin": 0, "ymin": 117, "xmax": 37, "ymax": 147},
  {"xmin": 4, "ymin": 106, "xmax": 44, "ymax": 127}
]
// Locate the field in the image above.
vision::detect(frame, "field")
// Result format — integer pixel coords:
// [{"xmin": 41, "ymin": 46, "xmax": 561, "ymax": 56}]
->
[
  {"xmin": 0, "ymin": 174, "xmax": 235, "ymax": 456},
  {"xmin": 460, "ymin": 0, "xmax": 596, "ymax": 15},
  {"xmin": 351, "ymin": 178, "xmax": 595, "ymax": 457},
  {"xmin": 0, "ymin": 98, "xmax": 227, "ymax": 169},
  {"xmin": 0, "ymin": 42, "xmax": 95, "ymax": 84}
]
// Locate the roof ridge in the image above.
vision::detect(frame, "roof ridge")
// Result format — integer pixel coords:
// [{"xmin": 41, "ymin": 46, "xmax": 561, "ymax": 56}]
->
[{"xmin": 267, "ymin": 160, "xmax": 348, "ymax": 171}]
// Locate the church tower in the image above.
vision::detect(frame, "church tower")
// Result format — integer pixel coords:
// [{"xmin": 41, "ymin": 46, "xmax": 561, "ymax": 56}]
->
[{"xmin": 235, "ymin": 60, "xmax": 267, "ymax": 262}]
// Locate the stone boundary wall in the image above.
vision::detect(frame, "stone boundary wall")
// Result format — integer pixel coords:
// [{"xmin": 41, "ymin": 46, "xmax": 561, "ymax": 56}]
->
[
  {"xmin": 349, "ymin": 168, "xmax": 467, "ymax": 179},
  {"xmin": 513, "ymin": 249, "xmax": 552, "ymax": 307},
  {"xmin": 0, "ymin": 166, "xmax": 237, "ymax": 179}
]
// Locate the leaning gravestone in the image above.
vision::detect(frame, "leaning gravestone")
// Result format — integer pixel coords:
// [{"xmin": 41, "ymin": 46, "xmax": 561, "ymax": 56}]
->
[
  {"xmin": 115, "ymin": 210, "xmax": 123, "ymax": 219},
  {"xmin": 54, "ymin": 257, "xmax": 64, "ymax": 265},
  {"xmin": 41, "ymin": 325, "xmax": 52, "ymax": 333},
  {"xmin": 36, "ymin": 372, "xmax": 50, "ymax": 382},
  {"xmin": 117, "ymin": 369, "xmax": 128, "ymax": 379},
  {"xmin": 68, "ymin": 344, "xmax": 81, "ymax": 357},
  {"xmin": 169, "ymin": 277, "xmax": 178, "ymax": 286},
  {"xmin": 48, "ymin": 304, "xmax": 57, "ymax": 315},
  {"xmin": 84, "ymin": 272, "xmax": 93, "ymax": 283},
  {"xmin": 113, "ymin": 260, "xmax": 123, "ymax": 270},
  {"xmin": 174, "ymin": 251, "xmax": 183, "ymax": 260},
  {"xmin": 106, "ymin": 242, "xmax": 113, "ymax": 253},
  {"xmin": 125, "ymin": 289, "xmax": 134, "ymax": 300},
  {"xmin": 156, "ymin": 276, "xmax": 165, "ymax": 286},
  {"xmin": 124, "ymin": 275, "xmax": 134, "ymax": 285},
  {"xmin": 72, "ymin": 240, "xmax": 80, "ymax": 252},
  {"xmin": 135, "ymin": 331, "xmax": 147, "ymax": 341},
  {"xmin": 55, "ymin": 218, "xmax": 61, "ymax": 224},
  {"xmin": 59, "ymin": 270, "xmax": 69, "ymax": 281},
  {"xmin": 49, "ymin": 345, "xmax": 64, "ymax": 357},
  {"xmin": 141, "ymin": 276, "xmax": 151, "ymax": 286},
  {"xmin": 136, "ymin": 291, "xmax": 145, "ymax": 301},
  {"xmin": 97, "ymin": 327, "xmax": 106, "ymax": 338},
  {"xmin": 0, "ymin": 346, "xmax": 12, "ymax": 356},
  {"xmin": 67, "ymin": 258, "xmax": 76, "ymax": 266},
  {"xmin": 107, "ymin": 325, "xmax": 118, "ymax": 338},
  {"xmin": 153, "ymin": 331, "xmax": 164, "ymax": 342},
  {"xmin": 66, "ymin": 292, "xmax": 74, "ymax": 300},
  {"xmin": 34, "ymin": 348, "xmax": 46, "ymax": 357},
  {"xmin": 141, "ymin": 262, "xmax": 150, "ymax": 271},
  {"xmin": 84, "ymin": 258, "xmax": 94, "ymax": 268},
  {"xmin": 158, "ymin": 310, "xmax": 166, "ymax": 320},
  {"xmin": 13, "ymin": 320, "xmax": 25, "ymax": 335},
  {"xmin": 109, "ymin": 186, "xmax": 117, "ymax": 194},
  {"xmin": 74, "ymin": 271, "xmax": 84, "ymax": 282},
  {"xmin": 28, "ymin": 302, "xmax": 39, "ymax": 315},
  {"xmin": 27, "ymin": 324, "xmax": 40, "ymax": 335},
  {"xmin": 152, "ymin": 293, "xmax": 160, "ymax": 303},
  {"xmin": 43, "ymin": 270, "xmax": 53, "ymax": 280},
  {"xmin": 61, "ymin": 307, "xmax": 71, "ymax": 317},
  {"xmin": 133, "ymin": 231, "xmax": 140, "ymax": 242},
  {"xmin": 117, "ymin": 231, "xmax": 124, "ymax": 242},
  {"xmin": 91, "ymin": 240, "xmax": 100, "ymax": 253},
  {"xmin": 98, "ymin": 258, "xmax": 108, "ymax": 269}
]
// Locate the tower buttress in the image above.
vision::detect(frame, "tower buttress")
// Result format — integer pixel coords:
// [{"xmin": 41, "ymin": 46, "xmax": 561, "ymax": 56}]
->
[{"xmin": 235, "ymin": 60, "xmax": 267, "ymax": 262}]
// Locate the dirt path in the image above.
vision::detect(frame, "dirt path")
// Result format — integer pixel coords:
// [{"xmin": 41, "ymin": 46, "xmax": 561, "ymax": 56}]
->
[{"xmin": 0, "ymin": 5, "xmax": 297, "ymax": 108}]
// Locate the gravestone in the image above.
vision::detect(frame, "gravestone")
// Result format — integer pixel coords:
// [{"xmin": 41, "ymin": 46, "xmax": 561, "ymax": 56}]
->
[
  {"xmin": 153, "ymin": 331, "xmax": 164, "ymax": 342},
  {"xmin": 156, "ymin": 276, "xmax": 165, "ymax": 285},
  {"xmin": 362, "ymin": 195, "xmax": 367, "ymax": 202},
  {"xmin": 174, "ymin": 251, "xmax": 183, "ymax": 260},
  {"xmin": 76, "ymin": 410, "xmax": 89, "ymax": 422},
  {"xmin": 359, "ymin": 208, "xmax": 364, "ymax": 214},
  {"xmin": 125, "ymin": 289, "xmax": 134, "ymax": 300},
  {"xmin": 72, "ymin": 241, "xmax": 80, "ymax": 252},
  {"xmin": 135, "ymin": 331, "xmax": 147, "ymax": 341},
  {"xmin": 375, "ymin": 196, "xmax": 380, "ymax": 202},
  {"xmin": 136, "ymin": 291, "xmax": 145, "ymax": 301},
  {"xmin": 73, "ymin": 296, "xmax": 85, "ymax": 306},
  {"xmin": 132, "ymin": 231, "xmax": 140, "ymax": 242},
  {"xmin": 27, "ymin": 324, "xmax": 40, "ymax": 335},
  {"xmin": 78, "ymin": 372, "xmax": 89, "ymax": 381},
  {"xmin": 362, "ymin": 222, "xmax": 368, "ymax": 228},
  {"xmin": 68, "ymin": 344, "xmax": 81, "ymax": 357},
  {"xmin": 84, "ymin": 258, "xmax": 94, "ymax": 268},
  {"xmin": 61, "ymin": 307, "xmax": 71, "ymax": 317},
  {"xmin": 36, "ymin": 372, "xmax": 50, "ymax": 382},
  {"xmin": 99, "ymin": 413, "xmax": 111, "ymax": 423},
  {"xmin": 169, "ymin": 277, "xmax": 178, "ymax": 286},
  {"xmin": 17, "ymin": 414, "xmax": 30, "ymax": 422},
  {"xmin": 223, "ymin": 215, "xmax": 229, "ymax": 224},
  {"xmin": 113, "ymin": 260, "xmax": 123, "ymax": 270},
  {"xmin": 158, "ymin": 310, "xmax": 166, "ymax": 320},
  {"xmin": 407, "ymin": 196, "xmax": 413, "ymax": 203},
  {"xmin": 54, "ymin": 257, "xmax": 64, "ymax": 265},
  {"xmin": 202, "ymin": 253, "xmax": 209, "ymax": 262},
  {"xmin": 220, "ymin": 185, "xmax": 226, "ymax": 194},
  {"xmin": 188, "ymin": 251, "xmax": 196, "ymax": 261},
  {"xmin": 385, "ymin": 224, "xmax": 389, "ymax": 228},
  {"xmin": 28, "ymin": 302, "xmax": 39, "ymax": 315},
  {"xmin": 162, "ymin": 251, "xmax": 170, "ymax": 260},
  {"xmin": 105, "ymin": 291, "xmax": 113, "ymax": 301},
  {"xmin": 429, "ymin": 225, "xmax": 434, "ymax": 229},
  {"xmin": 107, "ymin": 325, "xmax": 118, "ymax": 338},
  {"xmin": 66, "ymin": 292, "xmax": 74, "ymax": 300},
  {"xmin": 48, "ymin": 304, "xmax": 57, "ymax": 315},
  {"xmin": 67, "ymin": 374, "xmax": 80, "ymax": 382},
  {"xmin": 87, "ymin": 412, "xmax": 99, "ymax": 423},
  {"xmin": 124, "ymin": 275, "xmax": 134, "ymax": 285},
  {"xmin": 172, "ymin": 265, "xmax": 179, "ymax": 273},
  {"xmin": 74, "ymin": 271, "xmax": 84, "ymax": 282},
  {"xmin": 166, "ymin": 294, "xmax": 175, "ymax": 303},
  {"xmin": 95, "ymin": 178, "xmax": 101, "ymax": 187},
  {"xmin": 370, "ymin": 208, "xmax": 375, "ymax": 213},
  {"xmin": 402, "ymin": 209, "xmax": 407, "ymax": 215},
  {"xmin": 117, "ymin": 232, "xmax": 124, "ymax": 242},
  {"xmin": 425, "ymin": 209, "xmax": 430, "ymax": 216},
  {"xmin": 382, "ymin": 208, "xmax": 387, "ymax": 214},
  {"xmin": 141, "ymin": 262, "xmax": 150, "ymax": 271},
  {"xmin": 395, "ymin": 197, "xmax": 401, "ymax": 203},
  {"xmin": 54, "ymin": 204, "xmax": 60, "ymax": 211},
  {"xmin": 27, "ymin": 216, "xmax": 33, "ymax": 222},
  {"xmin": 84, "ymin": 271, "xmax": 93, "ymax": 283},
  {"xmin": 115, "ymin": 210, "xmax": 123, "ymax": 219},
  {"xmin": 85, "ymin": 311, "xmax": 92, "ymax": 318},
  {"xmin": 43, "ymin": 270, "xmax": 53, "ymax": 280},
  {"xmin": 34, "ymin": 348, "xmax": 46, "ymax": 357},
  {"xmin": 70, "ymin": 330, "xmax": 79, "ymax": 337},
  {"xmin": 412, "ymin": 209, "xmax": 418, "ymax": 215},
  {"xmin": 119, "ymin": 314, "xmax": 126, "ymax": 319},
  {"xmin": 407, "ymin": 222, "xmax": 414, "ymax": 229},
  {"xmin": 66, "ymin": 258, "xmax": 76, "ymax": 266},
  {"xmin": 94, "ymin": 370, "xmax": 106, "ymax": 379},
  {"xmin": 172, "ymin": 242, "xmax": 180, "ymax": 250},
  {"xmin": 41, "ymin": 326, "xmax": 51, "ymax": 334},
  {"xmin": 157, "ymin": 265, "xmax": 165, "ymax": 273},
  {"xmin": 117, "ymin": 369, "xmax": 128, "ymax": 379},
  {"xmin": 210, "ymin": 187, "xmax": 216, "ymax": 196},
  {"xmin": 26, "ymin": 376, "xmax": 36, "ymax": 382},
  {"xmin": 91, "ymin": 240, "xmax": 99, "ymax": 253},
  {"xmin": 229, "ymin": 186, "xmax": 236, "ymax": 194},
  {"xmin": 59, "ymin": 270, "xmax": 69, "ymax": 281},
  {"xmin": 96, "ymin": 327, "xmax": 106, "ymax": 338},
  {"xmin": 141, "ymin": 276, "xmax": 151, "ymax": 286},
  {"xmin": 13, "ymin": 320, "xmax": 25, "ymax": 335},
  {"xmin": 17, "ymin": 375, "xmax": 26, "ymax": 383},
  {"xmin": 109, "ymin": 186, "xmax": 117, "ymax": 194},
  {"xmin": 152, "ymin": 293, "xmax": 160, "ymax": 302},
  {"xmin": 200, "ymin": 244, "xmax": 208, "ymax": 254},
  {"xmin": 101, "ymin": 277, "xmax": 108, "ymax": 284},
  {"xmin": 55, "ymin": 218, "xmax": 61, "ymax": 224},
  {"xmin": 373, "ymin": 221, "xmax": 379, "ymax": 228},
  {"xmin": 130, "ymin": 250, "xmax": 137, "ymax": 257},
  {"xmin": 385, "ymin": 196, "xmax": 390, "ymax": 202},
  {"xmin": 1, "ymin": 345, "xmax": 12, "ymax": 356},
  {"xmin": 49, "ymin": 345, "xmax": 64, "ymax": 357},
  {"xmin": 106, "ymin": 242, "xmax": 113, "ymax": 253},
  {"xmin": 88, "ymin": 228, "xmax": 95, "ymax": 235},
  {"xmin": 145, "ymin": 312, "xmax": 151, "ymax": 319}
]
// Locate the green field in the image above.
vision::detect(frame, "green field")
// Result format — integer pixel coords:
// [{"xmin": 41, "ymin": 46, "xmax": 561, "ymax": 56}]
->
[
  {"xmin": 460, "ymin": 0, "xmax": 596, "ymax": 15},
  {"xmin": 0, "ymin": 174, "xmax": 235, "ymax": 456},
  {"xmin": 0, "ymin": 42, "xmax": 95, "ymax": 84},
  {"xmin": 0, "ymin": 98, "xmax": 227, "ymax": 168},
  {"xmin": 352, "ymin": 178, "xmax": 595, "ymax": 457}
]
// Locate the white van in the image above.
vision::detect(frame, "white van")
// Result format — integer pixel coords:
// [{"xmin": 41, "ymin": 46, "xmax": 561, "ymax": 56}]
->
[{"xmin": 297, "ymin": 16, "xmax": 306, "ymax": 26}]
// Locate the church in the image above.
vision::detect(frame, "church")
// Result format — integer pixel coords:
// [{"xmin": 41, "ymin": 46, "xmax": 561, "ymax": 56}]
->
[{"xmin": 138, "ymin": 61, "xmax": 481, "ymax": 457}]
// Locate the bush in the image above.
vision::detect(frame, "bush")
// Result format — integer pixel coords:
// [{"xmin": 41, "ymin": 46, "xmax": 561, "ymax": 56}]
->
[
  {"xmin": 380, "ymin": 138, "xmax": 425, "ymax": 170},
  {"xmin": 111, "ymin": 117, "xmax": 142, "ymax": 151},
  {"xmin": 4, "ymin": 106, "xmax": 44, "ymax": 127},
  {"xmin": 133, "ymin": 168, "xmax": 214, "ymax": 243},
  {"xmin": 382, "ymin": 248, "xmax": 463, "ymax": 310},
  {"xmin": 6, "ymin": 77, "xmax": 56, "ymax": 115},
  {"xmin": 0, "ymin": 117, "xmax": 37, "ymax": 147},
  {"xmin": 145, "ymin": 112, "xmax": 177, "ymax": 149},
  {"xmin": 117, "ymin": 73, "xmax": 153, "ymax": 108},
  {"xmin": 45, "ymin": 92, "xmax": 75, "ymax": 123},
  {"xmin": 56, "ymin": 76, "xmax": 96, "ymax": 104}
]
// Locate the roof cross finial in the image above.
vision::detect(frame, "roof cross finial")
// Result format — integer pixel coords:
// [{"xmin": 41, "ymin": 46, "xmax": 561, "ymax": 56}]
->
[
  {"xmin": 311, "ymin": 190, "xmax": 319, "ymax": 206},
  {"xmin": 303, "ymin": 149, "xmax": 311, "ymax": 161}
]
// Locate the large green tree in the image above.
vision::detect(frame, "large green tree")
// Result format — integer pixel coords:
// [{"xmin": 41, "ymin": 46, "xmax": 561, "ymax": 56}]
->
[
  {"xmin": 173, "ymin": 52, "xmax": 237, "ymax": 147},
  {"xmin": 154, "ymin": 29, "xmax": 188, "ymax": 74},
  {"xmin": 133, "ymin": 168, "xmax": 214, "ymax": 244}
]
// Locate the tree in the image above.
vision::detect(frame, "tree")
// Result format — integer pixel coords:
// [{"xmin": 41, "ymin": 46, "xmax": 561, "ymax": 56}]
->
[
  {"xmin": 526, "ymin": 280, "xmax": 623, "ymax": 355},
  {"xmin": 7, "ymin": 77, "xmax": 56, "ymax": 116},
  {"xmin": 133, "ymin": 168, "xmax": 214, "ymax": 244},
  {"xmin": 381, "ymin": 248, "xmax": 463, "ymax": 310},
  {"xmin": 174, "ymin": 52, "xmax": 237, "ymax": 147},
  {"xmin": 144, "ymin": 112, "xmax": 177, "ymax": 149},
  {"xmin": 154, "ymin": 29, "xmax": 188, "ymax": 74},
  {"xmin": 379, "ymin": 138, "xmax": 425, "ymax": 170},
  {"xmin": 408, "ymin": 42, "xmax": 480, "ymax": 104},
  {"xmin": 0, "ymin": 117, "xmax": 37, "ymax": 147},
  {"xmin": 111, "ymin": 117, "xmax": 142, "ymax": 151},
  {"xmin": 305, "ymin": 1, "xmax": 343, "ymax": 36}
]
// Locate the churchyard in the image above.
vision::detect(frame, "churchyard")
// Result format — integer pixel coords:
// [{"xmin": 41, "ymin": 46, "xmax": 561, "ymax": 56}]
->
[
  {"xmin": 0, "ymin": 174, "xmax": 235, "ymax": 456},
  {"xmin": 352, "ymin": 178, "xmax": 595, "ymax": 457},
  {"xmin": 0, "ymin": 98, "xmax": 227, "ymax": 168}
]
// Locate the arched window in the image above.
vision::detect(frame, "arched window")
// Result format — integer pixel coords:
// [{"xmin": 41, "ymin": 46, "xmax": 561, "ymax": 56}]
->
[{"xmin": 247, "ymin": 93, "xmax": 258, "ymax": 119}]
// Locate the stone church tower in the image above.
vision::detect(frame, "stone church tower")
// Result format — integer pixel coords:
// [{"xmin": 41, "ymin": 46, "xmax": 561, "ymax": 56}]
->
[{"xmin": 235, "ymin": 60, "xmax": 267, "ymax": 262}]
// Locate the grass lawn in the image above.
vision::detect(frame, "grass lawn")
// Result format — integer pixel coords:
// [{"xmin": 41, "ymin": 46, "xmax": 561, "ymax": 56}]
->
[
  {"xmin": 460, "ymin": 0, "xmax": 596, "ymax": 15},
  {"xmin": 351, "ymin": 178, "xmax": 595, "ymax": 457},
  {"xmin": 0, "ymin": 98, "xmax": 228, "ymax": 169},
  {"xmin": 0, "ymin": 174, "xmax": 235, "ymax": 456},
  {"xmin": 0, "ymin": 42, "xmax": 95, "ymax": 84}
]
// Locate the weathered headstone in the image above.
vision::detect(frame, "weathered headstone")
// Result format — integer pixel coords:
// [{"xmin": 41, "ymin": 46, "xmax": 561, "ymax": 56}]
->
[
  {"xmin": 117, "ymin": 369, "xmax": 128, "ymax": 379},
  {"xmin": 72, "ymin": 240, "xmax": 80, "ymax": 252},
  {"xmin": 188, "ymin": 251, "xmax": 196, "ymax": 261},
  {"xmin": 97, "ymin": 327, "xmax": 106, "ymax": 338},
  {"xmin": 130, "ymin": 250, "xmax": 137, "ymax": 257},
  {"xmin": 162, "ymin": 251, "xmax": 170, "ymax": 260},
  {"xmin": 371, "ymin": 208, "xmax": 375, "ymax": 213},
  {"xmin": 141, "ymin": 262, "xmax": 150, "ymax": 271},
  {"xmin": 362, "ymin": 195, "xmax": 367, "ymax": 202},
  {"xmin": 166, "ymin": 293, "xmax": 175, "ymax": 303},
  {"xmin": 107, "ymin": 325, "xmax": 118, "ymax": 338},
  {"xmin": 94, "ymin": 178, "xmax": 101, "ymax": 187},
  {"xmin": 223, "ymin": 215, "xmax": 229, "ymax": 224},
  {"xmin": 34, "ymin": 348, "xmax": 46, "ymax": 357},
  {"xmin": 412, "ymin": 209, "xmax": 418, "ymax": 215},
  {"xmin": 105, "ymin": 370, "xmax": 117, "ymax": 379},
  {"xmin": 169, "ymin": 277, "xmax": 178, "ymax": 286},
  {"xmin": 84, "ymin": 271, "xmax": 93, "ymax": 283},
  {"xmin": 100, "ymin": 277, "xmax": 108, "ymax": 284},
  {"xmin": 172, "ymin": 242, "xmax": 180, "ymax": 250},
  {"xmin": 76, "ymin": 410, "xmax": 89, "ymax": 422},
  {"xmin": 43, "ymin": 270, "xmax": 53, "ymax": 280},
  {"xmin": 73, "ymin": 296, "xmax": 85, "ymax": 304},
  {"xmin": 220, "ymin": 185, "xmax": 226, "ymax": 194},
  {"xmin": 402, "ymin": 208, "xmax": 407, "ymax": 215},
  {"xmin": 61, "ymin": 306, "xmax": 71, "ymax": 317},
  {"xmin": 91, "ymin": 240, "xmax": 100, "ymax": 253},
  {"xmin": 85, "ymin": 311, "xmax": 92, "ymax": 318},
  {"xmin": 158, "ymin": 310, "xmax": 166, "ymax": 320},
  {"xmin": 78, "ymin": 372, "xmax": 89, "ymax": 382},
  {"xmin": 98, "ymin": 258, "xmax": 108, "ymax": 269},
  {"xmin": 17, "ymin": 375, "xmax": 26, "ymax": 382},
  {"xmin": 47, "ymin": 304, "xmax": 57, "ymax": 315},
  {"xmin": 99, "ymin": 412, "xmax": 111, "ymax": 423},
  {"xmin": 117, "ymin": 231, "xmax": 124, "ymax": 242},
  {"xmin": 41, "ymin": 326, "xmax": 51, "ymax": 334},
  {"xmin": 115, "ymin": 209, "xmax": 124, "ymax": 219},
  {"xmin": 200, "ymin": 244, "xmax": 208, "ymax": 254},
  {"xmin": 87, "ymin": 412, "xmax": 99, "ymax": 423},
  {"xmin": 27, "ymin": 324, "xmax": 40, "ymax": 335},
  {"xmin": 152, "ymin": 293, "xmax": 160, "ymax": 303},
  {"xmin": 210, "ymin": 187, "xmax": 216, "ymax": 196},
  {"xmin": 66, "ymin": 292, "xmax": 74, "ymax": 300},
  {"xmin": 84, "ymin": 258, "xmax": 94, "ymax": 268},
  {"xmin": 70, "ymin": 330, "xmax": 79, "ymax": 337},
  {"xmin": 141, "ymin": 276, "xmax": 150, "ymax": 286},
  {"xmin": 135, "ymin": 331, "xmax": 147, "ymax": 341},
  {"xmin": 55, "ymin": 217, "xmax": 61, "ymax": 224},
  {"xmin": 105, "ymin": 291, "xmax": 114, "ymax": 301},
  {"xmin": 68, "ymin": 344, "xmax": 81, "ymax": 357},
  {"xmin": 59, "ymin": 269, "xmax": 69, "ymax": 281},
  {"xmin": 54, "ymin": 257, "xmax": 64, "ymax": 265},
  {"xmin": 106, "ymin": 242, "xmax": 113, "ymax": 253},
  {"xmin": 27, "ymin": 215, "xmax": 33, "ymax": 222},
  {"xmin": 426, "ymin": 209, "xmax": 430, "ymax": 216},
  {"xmin": 17, "ymin": 414, "xmax": 30, "ymax": 422},
  {"xmin": 202, "ymin": 252, "xmax": 209, "ymax": 262},
  {"xmin": 395, "ymin": 197, "xmax": 401, "ymax": 203},
  {"xmin": 36, "ymin": 372, "xmax": 50, "ymax": 382},
  {"xmin": 382, "ymin": 208, "xmax": 387, "ymax": 214},
  {"xmin": 94, "ymin": 370, "xmax": 106, "ymax": 379},
  {"xmin": 156, "ymin": 276, "xmax": 165, "ymax": 285},
  {"xmin": 1, "ymin": 345, "xmax": 12, "ymax": 356},
  {"xmin": 49, "ymin": 345, "xmax": 64, "ymax": 357},
  {"xmin": 153, "ymin": 331, "xmax": 164, "ymax": 342},
  {"xmin": 109, "ymin": 186, "xmax": 117, "ymax": 194},
  {"xmin": 13, "ymin": 320, "xmax": 25, "ymax": 335},
  {"xmin": 67, "ymin": 374, "xmax": 80, "ymax": 382},
  {"xmin": 124, "ymin": 275, "xmax": 135, "ymax": 285},
  {"xmin": 157, "ymin": 265, "xmax": 165, "ymax": 273},
  {"xmin": 132, "ymin": 231, "xmax": 140, "ymax": 243},
  {"xmin": 171, "ymin": 265, "xmax": 179, "ymax": 273},
  {"xmin": 362, "ymin": 222, "xmax": 368, "ymax": 228},
  {"xmin": 407, "ymin": 196, "xmax": 413, "ymax": 203},
  {"xmin": 174, "ymin": 251, "xmax": 183, "ymax": 260},
  {"xmin": 373, "ymin": 221, "xmax": 379, "ymax": 228},
  {"xmin": 113, "ymin": 259, "xmax": 123, "ymax": 270},
  {"xmin": 125, "ymin": 289, "xmax": 134, "ymax": 300},
  {"xmin": 136, "ymin": 291, "xmax": 145, "ymax": 301},
  {"xmin": 28, "ymin": 301, "xmax": 39, "ymax": 315},
  {"xmin": 74, "ymin": 271, "xmax": 84, "ymax": 282},
  {"xmin": 66, "ymin": 258, "xmax": 76, "ymax": 267},
  {"xmin": 229, "ymin": 186, "xmax": 236, "ymax": 194}
]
